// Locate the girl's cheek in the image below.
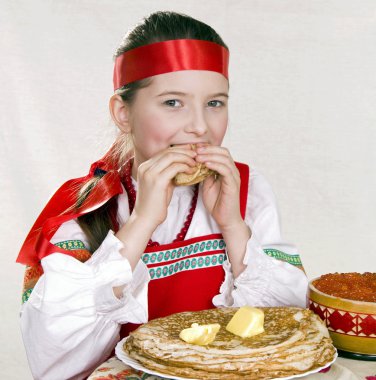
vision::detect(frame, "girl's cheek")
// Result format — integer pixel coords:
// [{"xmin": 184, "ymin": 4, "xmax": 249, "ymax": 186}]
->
[
  {"xmin": 146, "ymin": 120, "xmax": 177, "ymax": 143},
  {"xmin": 213, "ymin": 121, "xmax": 228, "ymax": 144}
]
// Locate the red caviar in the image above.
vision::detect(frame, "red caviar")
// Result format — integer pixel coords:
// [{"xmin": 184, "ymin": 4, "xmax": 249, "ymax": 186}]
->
[{"xmin": 313, "ymin": 272, "xmax": 376, "ymax": 302}]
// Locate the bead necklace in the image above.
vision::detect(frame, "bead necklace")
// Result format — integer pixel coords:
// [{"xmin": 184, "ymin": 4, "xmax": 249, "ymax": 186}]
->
[{"xmin": 121, "ymin": 160, "xmax": 199, "ymax": 247}]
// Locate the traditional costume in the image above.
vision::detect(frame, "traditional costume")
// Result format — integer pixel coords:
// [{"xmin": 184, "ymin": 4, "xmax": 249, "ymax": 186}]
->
[{"xmin": 18, "ymin": 39, "xmax": 308, "ymax": 380}]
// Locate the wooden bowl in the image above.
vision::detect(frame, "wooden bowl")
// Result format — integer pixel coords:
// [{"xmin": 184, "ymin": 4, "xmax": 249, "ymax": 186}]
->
[{"xmin": 308, "ymin": 278, "xmax": 376, "ymax": 355}]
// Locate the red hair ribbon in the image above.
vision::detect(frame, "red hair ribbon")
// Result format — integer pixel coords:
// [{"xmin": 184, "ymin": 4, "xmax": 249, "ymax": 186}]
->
[
  {"xmin": 16, "ymin": 146, "xmax": 124, "ymax": 266},
  {"xmin": 113, "ymin": 39, "xmax": 229, "ymax": 90}
]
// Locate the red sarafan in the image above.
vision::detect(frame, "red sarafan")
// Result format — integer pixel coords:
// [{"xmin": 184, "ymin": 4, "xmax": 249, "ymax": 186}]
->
[{"xmin": 313, "ymin": 272, "xmax": 376, "ymax": 302}]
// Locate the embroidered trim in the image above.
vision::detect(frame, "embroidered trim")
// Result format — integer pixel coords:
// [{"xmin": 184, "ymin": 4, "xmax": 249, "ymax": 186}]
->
[
  {"xmin": 54, "ymin": 240, "xmax": 87, "ymax": 250},
  {"xmin": 142, "ymin": 238, "xmax": 226, "ymax": 265},
  {"xmin": 264, "ymin": 248, "xmax": 302, "ymax": 266},
  {"xmin": 149, "ymin": 253, "xmax": 227, "ymax": 280},
  {"xmin": 22, "ymin": 288, "xmax": 33, "ymax": 303}
]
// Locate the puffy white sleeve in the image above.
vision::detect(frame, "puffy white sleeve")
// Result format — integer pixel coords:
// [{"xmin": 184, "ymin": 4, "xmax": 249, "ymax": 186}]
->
[
  {"xmin": 20, "ymin": 215, "xmax": 150, "ymax": 380},
  {"xmin": 213, "ymin": 169, "xmax": 308, "ymax": 309}
]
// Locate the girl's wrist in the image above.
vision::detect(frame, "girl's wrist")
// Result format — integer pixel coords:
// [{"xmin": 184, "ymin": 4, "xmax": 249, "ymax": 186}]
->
[
  {"xmin": 115, "ymin": 212, "xmax": 156, "ymax": 270},
  {"xmin": 128, "ymin": 210, "xmax": 159, "ymax": 233},
  {"xmin": 218, "ymin": 217, "xmax": 247, "ymax": 235},
  {"xmin": 221, "ymin": 220, "xmax": 251, "ymax": 278}
]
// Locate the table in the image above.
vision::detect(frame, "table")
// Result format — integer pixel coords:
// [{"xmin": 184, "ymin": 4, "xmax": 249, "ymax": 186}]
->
[
  {"xmin": 336, "ymin": 357, "xmax": 376, "ymax": 379},
  {"xmin": 88, "ymin": 355, "xmax": 376, "ymax": 380}
]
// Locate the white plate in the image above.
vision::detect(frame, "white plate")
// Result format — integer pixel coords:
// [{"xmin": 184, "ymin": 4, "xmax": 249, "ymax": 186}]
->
[{"xmin": 116, "ymin": 337, "xmax": 338, "ymax": 380}]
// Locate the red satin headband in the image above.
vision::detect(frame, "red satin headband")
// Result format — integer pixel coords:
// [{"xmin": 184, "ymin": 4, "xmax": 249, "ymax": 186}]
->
[{"xmin": 113, "ymin": 39, "xmax": 229, "ymax": 90}]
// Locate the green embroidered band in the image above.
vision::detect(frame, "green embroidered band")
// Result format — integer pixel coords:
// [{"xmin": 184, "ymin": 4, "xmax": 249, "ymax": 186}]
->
[
  {"xmin": 263, "ymin": 248, "xmax": 302, "ymax": 266},
  {"xmin": 142, "ymin": 238, "xmax": 226, "ymax": 265},
  {"xmin": 54, "ymin": 239, "xmax": 87, "ymax": 251},
  {"xmin": 149, "ymin": 253, "xmax": 227, "ymax": 280}
]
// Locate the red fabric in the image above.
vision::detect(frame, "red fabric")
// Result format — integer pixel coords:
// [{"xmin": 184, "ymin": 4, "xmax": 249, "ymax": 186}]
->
[
  {"xmin": 147, "ymin": 265, "xmax": 224, "ymax": 319},
  {"xmin": 113, "ymin": 39, "xmax": 229, "ymax": 89},
  {"xmin": 16, "ymin": 146, "xmax": 123, "ymax": 266},
  {"xmin": 120, "ymin": 164, "xmax": 250, "ymax": 338},
  {"xmin": 120, "ymin": 233, "xmax": 224, "ymax": 336},
  {"xmin": 235, "ymin": 162, "xmax": 249, "ymax": 219}
]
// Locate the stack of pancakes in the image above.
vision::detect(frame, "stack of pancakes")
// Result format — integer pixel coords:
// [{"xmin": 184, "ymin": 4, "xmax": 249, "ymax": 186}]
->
[{"xmin": 123, "ymin": 307, "xmax": 336, "ymax": 379}]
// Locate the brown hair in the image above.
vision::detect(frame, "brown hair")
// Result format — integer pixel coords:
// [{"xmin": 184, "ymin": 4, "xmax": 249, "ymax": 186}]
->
[{"xmin": 77, "ymin": 11, "xmax": 227, "ymax": 252}]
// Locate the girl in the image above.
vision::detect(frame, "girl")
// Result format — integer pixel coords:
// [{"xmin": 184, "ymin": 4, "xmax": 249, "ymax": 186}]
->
[{"xmin": 18, "ymin": 11, "xmax": 308, "ymax": 380}]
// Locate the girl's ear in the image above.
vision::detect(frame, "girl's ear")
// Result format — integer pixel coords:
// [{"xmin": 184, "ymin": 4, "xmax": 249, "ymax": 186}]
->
[{"xmin": 109, "ymin": 94, "xmax": 131, "ymax": 133}]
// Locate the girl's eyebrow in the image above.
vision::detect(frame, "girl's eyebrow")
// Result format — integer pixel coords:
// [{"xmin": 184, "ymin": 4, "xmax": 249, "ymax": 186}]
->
[
  {"xmin": 156, "ymin": 91, "xmax": 229, "ymax": 98},
  {"xmin": 210, "ymin": 92, "xmax": 229, "ymax": 98}
]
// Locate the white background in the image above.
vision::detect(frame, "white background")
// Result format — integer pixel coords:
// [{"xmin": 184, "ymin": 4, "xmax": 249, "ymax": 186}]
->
[{"xmin": 1, "ymin": 1, "xmax": 375, "ymax": 378}]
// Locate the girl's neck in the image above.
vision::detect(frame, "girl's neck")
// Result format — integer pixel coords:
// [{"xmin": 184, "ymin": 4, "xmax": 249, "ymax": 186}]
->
[{"xmin": 131, "ymin": 156, "xmax": 141, "ymax": 181}]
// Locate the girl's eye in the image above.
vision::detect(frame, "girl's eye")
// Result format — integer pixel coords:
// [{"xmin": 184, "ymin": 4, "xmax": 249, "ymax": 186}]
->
[
  {"xmin": 163, "ymin": 99, "xmax": 182, "ymax": 107},
  {"xmin": 208, "ymin": 100, "xmax": 224, "ymax": 107}
]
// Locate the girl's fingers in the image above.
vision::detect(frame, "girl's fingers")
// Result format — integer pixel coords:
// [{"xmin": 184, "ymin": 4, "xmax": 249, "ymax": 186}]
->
[
  {"xmin": 204, "ymin": 161, "xmax": 240, "ymax": 188},
  {"xmin": 196, "ymin": 152, "xmax": 239, "ymax": 181},
  {"xmin": 138, "ymin": 149, "xmax": 199, "ymax": 190},
  {"xmin": 201, "ymin": 173, "xmax": 217, "ymax": 190},
  {"xmin": 196, "ymin": 152, "xmax": 234, "ymax": 166},
  {"xmin": 139, "ymin": 145, "xmax": 239, "ymax": 187},
  {"xmin": 148, "ymin": 151, "xmax": 197, "ymax": 174},
  {"xmin": 138, "ymin": 147, "xmax": 196, "ymax": 175},
  {"xmin": 196, "ymin": 145, "xmax": 230, "ymax": 157},
  {"xmin": 167, "ymin": 146, "xmax": 198, "ymax": 158},
  {"xmin": 196, "ymin": 146, "xmax": 236, "ymax": 166},
  {"xmin": 159, "ymin": 163, "xmax": 198, "ymax": 183}
]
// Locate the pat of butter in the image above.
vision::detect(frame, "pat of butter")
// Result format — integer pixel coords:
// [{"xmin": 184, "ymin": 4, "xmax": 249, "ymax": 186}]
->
[
  {"xmin": 179, "ymin": 323, "xmax": 221, "ymax": 345},
  {"xmin": 226, "ymin": 306, "xmax": 265, "ymax": 338}
]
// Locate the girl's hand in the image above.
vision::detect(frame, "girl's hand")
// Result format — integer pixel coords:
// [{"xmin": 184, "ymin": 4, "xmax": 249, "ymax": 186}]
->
[
  {"xmin": 116, "ymin": 145, "xmax": 196, "ymax": 270},
  {"xmin": 196, "ymin": 145, "xmax": 251, "ymax": 277},
  {"xmin": 196, "ymin": 145, "xmax": 242, "ymax": 230},
  {"xmin": 133, "ymin": 146, "xmax": 197, "ymax": 230}
]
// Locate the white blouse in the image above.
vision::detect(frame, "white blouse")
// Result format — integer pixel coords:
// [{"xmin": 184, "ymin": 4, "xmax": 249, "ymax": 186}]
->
[{"xmin": 20, "ymin": 168, "xmax": 308, "ymax": 380}]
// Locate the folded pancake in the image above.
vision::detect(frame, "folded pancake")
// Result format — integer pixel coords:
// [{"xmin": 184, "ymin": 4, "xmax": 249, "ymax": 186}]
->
[
  {"xmin": 124, "ymin": 307, "xmax": 336, "ymax": 379},
  {"xmin": 173, "ymin": 144, "xmax": 216, "ymax": 186},
  {"xmin": 174, "ymin": 163, "xmax": 215, "ymax": 186}
]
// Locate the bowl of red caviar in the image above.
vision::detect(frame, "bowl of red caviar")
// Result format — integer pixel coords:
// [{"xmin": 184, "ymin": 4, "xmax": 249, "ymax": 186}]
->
[{"xmin": 308, "ymin": 272, "xmax": 376, "ymax": 359}]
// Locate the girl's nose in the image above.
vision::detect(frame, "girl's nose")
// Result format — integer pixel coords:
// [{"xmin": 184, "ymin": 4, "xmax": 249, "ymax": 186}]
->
[{"xmin": 185, "ymin": 108, "xmax": 208, "ymax": 136}]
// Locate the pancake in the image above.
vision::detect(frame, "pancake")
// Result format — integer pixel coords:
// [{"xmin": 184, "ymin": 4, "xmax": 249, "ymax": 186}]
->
[
  {"xmin": 124, "ymin": 307, "xmax": 336, "ymax": 379},
  {"xmin": 173, "ymin": 144, "xmax": 217, "ymax": 186},
  {"xmin": 174, "ymin": 162, "xmax": 215, "ymax": 186}
]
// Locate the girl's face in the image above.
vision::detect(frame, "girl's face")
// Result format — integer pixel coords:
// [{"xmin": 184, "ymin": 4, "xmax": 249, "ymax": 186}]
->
[{"xmin": 127, "ymin": 70, "xmax": 229, "ymax": 166}]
